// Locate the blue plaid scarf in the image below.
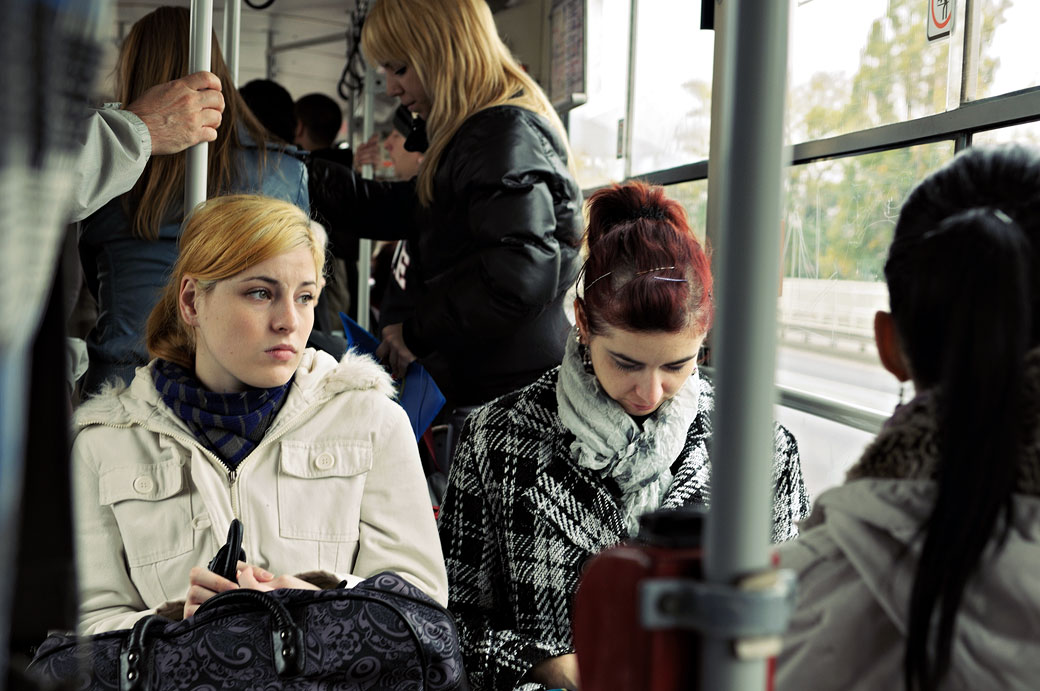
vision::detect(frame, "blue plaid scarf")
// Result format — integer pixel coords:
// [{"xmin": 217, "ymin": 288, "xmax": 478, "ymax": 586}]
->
[{"xmin": 153, "ymin": 359, "xmax": 293, "ymax": 470}]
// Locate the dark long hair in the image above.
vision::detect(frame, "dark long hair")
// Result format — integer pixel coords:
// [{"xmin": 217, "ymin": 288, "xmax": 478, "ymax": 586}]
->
[
  {"xmin": 579, "ymin": 181, "xmax": 713, "ymax": 336},
  {"xmin": 116, "ymin": 6, "xmax": 271, "ymax": 240},
  {"xmin": 887, "ymin": 145, "xmax": 1040, "ymax": 690}
]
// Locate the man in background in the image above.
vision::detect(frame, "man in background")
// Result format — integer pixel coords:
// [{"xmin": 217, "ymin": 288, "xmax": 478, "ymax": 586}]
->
[
  {"xmin": 295, "ymin": 92, "xmax": 352, "ymax": 168},
  {"xmin": 296, "ymin": 93, "xmax": 356, "ymax": 323}
]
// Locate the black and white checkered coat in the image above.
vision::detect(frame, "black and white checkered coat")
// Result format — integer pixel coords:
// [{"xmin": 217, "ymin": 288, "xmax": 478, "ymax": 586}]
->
[{"xmin": 437, "ymin": 367, "xmax": 809, "ymax": 691}]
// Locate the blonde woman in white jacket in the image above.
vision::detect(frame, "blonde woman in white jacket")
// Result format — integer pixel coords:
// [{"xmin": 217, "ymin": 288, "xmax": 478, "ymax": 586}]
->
[{"xmin": 72, "ymin": 194, "xmax": 447, "ymax": 634}]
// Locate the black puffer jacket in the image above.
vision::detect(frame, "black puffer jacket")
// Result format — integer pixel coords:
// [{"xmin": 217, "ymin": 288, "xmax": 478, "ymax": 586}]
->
[{"xmin": 312, "ymin": 105, "xmax": 583, "ymax": 405}]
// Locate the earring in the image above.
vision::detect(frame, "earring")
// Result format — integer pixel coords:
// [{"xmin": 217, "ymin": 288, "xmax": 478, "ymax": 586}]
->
[{"xmin": 579, "ymin": 343, "xmax": 593, "ymax": 372}]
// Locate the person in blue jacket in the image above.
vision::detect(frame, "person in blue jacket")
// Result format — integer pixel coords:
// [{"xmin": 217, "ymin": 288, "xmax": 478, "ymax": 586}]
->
[{"xmin": 79, "ymin": 6, "xmax": 309, "ymax": 394}]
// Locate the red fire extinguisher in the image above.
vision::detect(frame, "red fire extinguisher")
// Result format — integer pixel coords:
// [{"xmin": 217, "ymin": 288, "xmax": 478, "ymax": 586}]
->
[{"xmin": 573, "ymin": 506, "xmax": 794, "ymax": 691}]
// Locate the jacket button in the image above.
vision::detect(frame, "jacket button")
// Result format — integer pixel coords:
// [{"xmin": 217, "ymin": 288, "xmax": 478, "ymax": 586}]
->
[
  {"xmin": 133, "ymin": 476, "xmax": 154, "ymax": 494},
  {"xmin": 314, "ymin": 453, "xmax": 335, "ymax": 470}
]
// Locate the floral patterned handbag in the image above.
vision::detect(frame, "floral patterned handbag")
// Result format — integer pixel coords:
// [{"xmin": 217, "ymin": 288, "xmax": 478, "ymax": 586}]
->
[{"xmin": 28, "ymin": 571, "xmax": 468, "ymax": 691}]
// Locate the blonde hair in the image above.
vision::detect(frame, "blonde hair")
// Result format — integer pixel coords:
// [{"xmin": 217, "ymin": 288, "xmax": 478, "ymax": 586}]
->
[
  {"xmin": 361, "ymin": 0, "xmax": 572, "ymax": 206},
  {"xmin": 117, "ymin": 6, "xmax": 272, "ymax": 240},
  {"xmin": 146, "ymin": 195, "xmax": 325, "ymax": 369}
]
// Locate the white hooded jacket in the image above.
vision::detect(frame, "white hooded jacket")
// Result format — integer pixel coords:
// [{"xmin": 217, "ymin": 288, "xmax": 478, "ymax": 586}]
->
[
  {"xmin": 777, "ymin": 355, "xmax": 1040, "ymax": 691},
  {"xmin": 72, "ymin": 348, "xmax": 448, "ymax": 634}
]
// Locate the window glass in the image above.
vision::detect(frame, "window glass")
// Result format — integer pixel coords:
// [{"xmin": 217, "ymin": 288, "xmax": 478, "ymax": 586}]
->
[
  {"xmin": 975, "ymin": 1, "xmax": 1040, "ymax": 99},
  {"xmin": 568, "ymin": 0, "xmax": 630, "ymax": 188},
  {"xmin": 972, "ymin": 122, "xmax": 1040, "ymax": 147},
  {"xmin": 629, "ymin": 0, "xmax": 714, "ymax": 176},
  {"xmin": 777, "ymin": 143, "xmax": 954, "ymax": 415},
  {"xmin": 664, "ymin": 179, "xmax": 708, "ymax": 244},
  {"xmin": 787, "ymin": 0, "xmax": 951, "ymax": 143}
]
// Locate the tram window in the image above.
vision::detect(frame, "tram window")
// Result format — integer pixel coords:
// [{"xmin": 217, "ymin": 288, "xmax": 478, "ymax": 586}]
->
[
  {"xmin": 975, "ymin": 1, "xmax": 1040, "ymax": 100},
  {"xmin": 663, "ymin": 180, "xmax": 707, "ymax": 244},
  {"xmin": 973, "ymin": 122, "xmax": 1040, "ymax": 146},
  {"xmin": 629, "ymin": 0, "xmax": 713, "ymax": 176},
  {"xmin": 776, "ymin": 143, "xmax": 952, "ymax": 411},
  {"xmin": 772, "ymin": 142, "xmax": 954, "ymax": 495},
  {"xmin": 787, "ymin": 0, "xmax": 951, "ymax": 143},
  {"xmin": 569, "ymin": 0, "xmax": 630, "ymax": 187}
]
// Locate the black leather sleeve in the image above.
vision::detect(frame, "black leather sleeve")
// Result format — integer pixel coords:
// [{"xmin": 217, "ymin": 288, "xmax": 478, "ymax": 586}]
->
[{"xmin": 307, "ymin": 157, "xmax": 418, "ymax": 242}]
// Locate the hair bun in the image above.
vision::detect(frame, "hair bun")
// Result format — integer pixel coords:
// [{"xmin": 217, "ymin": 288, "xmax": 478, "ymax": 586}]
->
[
  {"xmin": 635, "ymin": 205, "xmax": 667, "ymax": 221},
  {"xmin": 585, "ymin": 182, "xmax": 679, "ymax": 247}
]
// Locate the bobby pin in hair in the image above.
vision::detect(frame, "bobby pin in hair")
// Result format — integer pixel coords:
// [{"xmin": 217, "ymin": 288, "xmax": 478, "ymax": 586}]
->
[
  {"xmin": 584, "ymin": 271, "xmax": 612, "ymax": 291},
  {"xmin": 634, "ymin": 265, "xmax": 677, "ymax": 276},
  {"xmin": 585, "ymin": 266, "xmax": 687, "ymax": 292}
]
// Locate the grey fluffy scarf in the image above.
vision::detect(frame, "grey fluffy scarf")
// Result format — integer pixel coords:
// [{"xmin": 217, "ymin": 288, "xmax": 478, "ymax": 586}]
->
[{"xmin": 556, "ymin": 329, "xmax": 701, "ymax": 535}]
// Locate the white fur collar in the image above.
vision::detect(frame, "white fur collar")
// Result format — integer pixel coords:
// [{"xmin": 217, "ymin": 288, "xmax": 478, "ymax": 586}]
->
[
  {"xmin": 845, "ymin": 346, "xmax": 1040, "ymax": 496},
  {"xmin": 301, "ymin": 347, "xmax": 396, "ymax": 399}
]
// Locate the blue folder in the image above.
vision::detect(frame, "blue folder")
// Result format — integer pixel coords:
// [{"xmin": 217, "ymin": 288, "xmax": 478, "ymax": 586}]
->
[{"xmin": 339, "ymin": 313, "xmax": 446, "ymax": 441}]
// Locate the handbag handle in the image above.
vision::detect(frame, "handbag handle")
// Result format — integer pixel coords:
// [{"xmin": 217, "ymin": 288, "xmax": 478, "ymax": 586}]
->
[
  {"xmin": 118, "ymin": 589, "xmax": 304, "ymax": 691},
  {"xmin": 119, "ymin": 615, "xmax": 166, "ymax": 691},
  {"xmin": 195, "ymin": 588, "xmax": 305, "ymax": 676}
]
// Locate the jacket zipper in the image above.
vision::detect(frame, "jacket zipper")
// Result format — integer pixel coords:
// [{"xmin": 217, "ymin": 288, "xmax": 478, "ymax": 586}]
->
[{"xmin": 81, "ymin": 400, "xmax": 319, "ymax": 520}]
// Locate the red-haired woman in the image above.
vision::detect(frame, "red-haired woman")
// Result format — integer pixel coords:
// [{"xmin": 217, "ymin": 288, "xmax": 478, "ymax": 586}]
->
[{"xmin": 437, "ymin": 182, "xmax": 810, "ymax": 691}]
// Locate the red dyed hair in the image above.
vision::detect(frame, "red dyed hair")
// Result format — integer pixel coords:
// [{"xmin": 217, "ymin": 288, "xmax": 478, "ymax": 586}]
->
[{"xmin": 578, "ymin": 182, "xmax": 713, "ymax": 335}]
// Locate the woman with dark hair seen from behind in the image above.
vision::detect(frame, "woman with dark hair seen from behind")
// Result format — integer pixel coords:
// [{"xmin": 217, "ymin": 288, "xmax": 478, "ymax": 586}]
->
[
  {"xmin": 314, "ymin": 0, "xmax": 582, "ymax": 411},
  {"xmin": 777, "ymin": 144, "xmax": 1040, "ymax": 690},
  {"xmin": 72, "ymin": 195, "xmax": 446, "ymax": 633},
  {"xmin": 79, "ymin": 6, "xmax": 309, "ymax": 394},
  {"xmin": 439, "ymin": 182, "xmax": 810, "ymax": 691}
]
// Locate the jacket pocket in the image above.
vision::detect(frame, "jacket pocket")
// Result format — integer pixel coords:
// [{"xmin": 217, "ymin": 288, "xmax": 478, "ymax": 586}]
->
[
  {"xmin": 98, "ymin": 461, "xmax": 193, "ymax": 567},
  {"xmin": 277, "ymin": 440, "xmax": 372, "ymax": 541}
]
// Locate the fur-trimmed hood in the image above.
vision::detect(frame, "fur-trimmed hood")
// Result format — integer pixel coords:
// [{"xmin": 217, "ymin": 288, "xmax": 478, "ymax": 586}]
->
[{"xmin": 842, "ymin": 345, "xmax": 1040, "ymax": 498}]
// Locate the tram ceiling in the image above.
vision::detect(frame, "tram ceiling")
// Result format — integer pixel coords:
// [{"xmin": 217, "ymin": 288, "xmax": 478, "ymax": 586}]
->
[
  {"xmin": 110, "ymin": 1, "xmax": 361, "ymax": 108},
  {"xmin": 114, "ymin": 0, "xmax": 358, "ymax": 25}
]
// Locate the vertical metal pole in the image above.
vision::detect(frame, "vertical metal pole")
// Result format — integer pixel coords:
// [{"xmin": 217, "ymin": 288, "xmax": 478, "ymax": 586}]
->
[
  {"xmin": 356, "ymin": 64, "xmax": 376, "ymax": 332},
  {"xmin": 943, "ymin": 0, "xmax": 967, "ymax": 112},
  {"xmin": 704, "ymin": 0, "xmax": 730, "ymax": 257},
  {"xmin": 224, "ymin": 0, "xmax": 241, "ymax": 87},
  {"xmin": 266, "ymin": 30, "xmax": 275, "ymax": 79},
  {"xmin": 622, "ymin": 0, "xmax": 638, "ymax": 180},
  {"xmin": 960, "ymin": 0, "xmax": 981, "ymax": 104},
  {"xmin": 185, "ymin": 0, "xmax": 213, "ymax": 219},
  {"xmin": 0, "ymin": 342, "xmax": 29, "ymax": 682},
  {"xmin": 701, "ymin": 0, "xmax": 790, "ymax": 689}
]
